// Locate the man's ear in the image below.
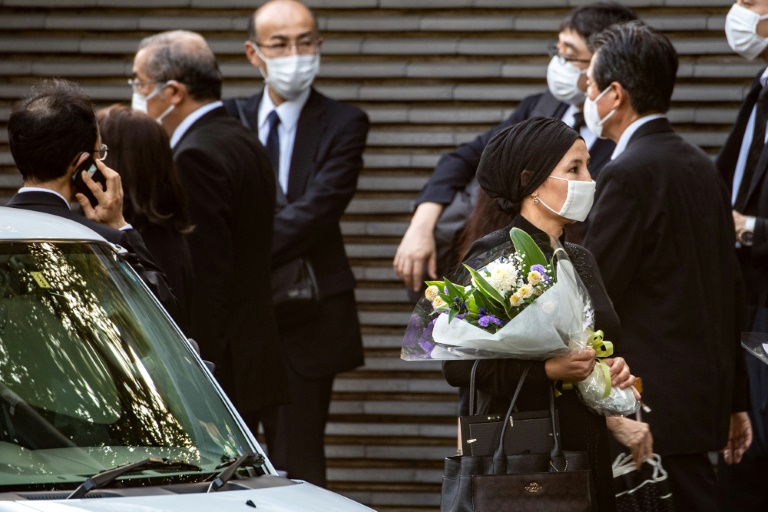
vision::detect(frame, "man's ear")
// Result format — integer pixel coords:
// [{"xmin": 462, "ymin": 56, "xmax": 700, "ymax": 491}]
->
[
  {"xmin": 163, "ymin": 81, "xmax": 186, "ymax": 106},
  {"xmin": 244, "ymin": 41, "xmax": 264, "ymax": 69},
  {"xmin": 67, "ymin": 152, "xmax": 90, "ymax": 177},
  {"xmin": 609, "ymin": 81, "xmax": 625, "ymax": 110}
]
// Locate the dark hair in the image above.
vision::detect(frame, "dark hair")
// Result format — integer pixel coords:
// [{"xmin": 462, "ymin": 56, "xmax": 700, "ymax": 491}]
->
[
  {"xmin": 96, "ymin": 104, "xmax": 192, "ymax": 234},
  {"xmin": 456, "ymin": 188, "xmax": 513, "ymax": 266},
  {"xmin": 476, "ymin": 117, "xmax": 581, "ymax": 216},
  {"xmin": 590, "ymin": 21, "xmax": 677, "ymax": 115},
  {"xmin": 138, "ymin": 30, "xmax": 222, "ymax": 101},
  {"xmin": 8, "ymin": 79, "xmax": 98, "ymax": 182},
  {"xmin": 560, "ymin": 2, "xmax": 638, "ymax": 45},
  {"xmin": 247, "ymin": 0, "xmax": 319, "ymax": 42}
]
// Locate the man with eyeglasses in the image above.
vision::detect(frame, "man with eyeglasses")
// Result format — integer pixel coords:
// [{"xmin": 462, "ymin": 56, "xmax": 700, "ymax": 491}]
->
[
  {"xmin": 393, "ymin": 2, "xmax": 637, "ymax": 294},
  {"xmin": 131, "ymin": 30, "xmax": 290, "ymax": 445},
  {"xmin": 222, "ymin": 0, "xmax": 369, "ymax": 488},
  {"xmin": 5, "ymin": 79, "xmax": 180, "ymax": 320}
]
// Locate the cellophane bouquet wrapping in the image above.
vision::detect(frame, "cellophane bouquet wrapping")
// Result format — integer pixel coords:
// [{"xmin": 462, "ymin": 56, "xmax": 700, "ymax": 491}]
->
[
  {"xmin": 742, "ymin": 332, "xmax": 768, "ymax": 366},
  {"xmin": 401, "ymin": 228, "xmax": 639, "ymax": 417}
]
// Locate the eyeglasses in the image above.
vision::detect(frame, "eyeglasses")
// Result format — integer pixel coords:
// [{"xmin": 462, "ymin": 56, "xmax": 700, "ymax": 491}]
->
[
  {"xmin": 253, "ymin": 38, "xmax": 321, "ymax": 58},
  {"xmin": 127, "ymin": 78, "xmax": 157, "ymax": 93},
  {"xmin": 547, "ymin": 42, "xmax": 591, "ymax": 64},
  {"xmin": 96, "ymin": 144, "xmax": 108, "ymax": 161}
]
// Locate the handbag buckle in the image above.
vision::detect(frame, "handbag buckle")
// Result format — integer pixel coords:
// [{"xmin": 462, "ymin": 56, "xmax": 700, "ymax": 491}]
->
[{"xmin": 525, "ymin": 482, "xmax": 543, "ymax": 494}]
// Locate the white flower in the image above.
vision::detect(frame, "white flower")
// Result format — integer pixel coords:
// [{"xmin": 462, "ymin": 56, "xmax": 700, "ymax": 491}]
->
[
  {"xmin": 527, "ymin": 271, "xmax": 542, "ymax": 285},
  {"xmin": 432, "ymin": 296, "xmax": 448, "ymax": 310},
  {"xmin": 425, "ymin": 285, "xmax": 440, "ymax": 302},
  {"xmin": 518, "ymin": 284, "xmax": 533, "ymax": 299},
  {"xmin": 487, "ymin": 263, "xmax": 518, "ymax": 294}
]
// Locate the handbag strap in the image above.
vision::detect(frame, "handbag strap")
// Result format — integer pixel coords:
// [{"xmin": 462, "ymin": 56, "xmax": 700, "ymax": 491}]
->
[
  {"xmin": 491, "ymin": 363, "xmax": 532, "ymax": 471},
  {"xmin": 548, "ymin": 383, "xmax": 566, "ymax": 471},
  {"xmin": 469, "ymin": 360, "xmax": 480, "ymax": 416}
]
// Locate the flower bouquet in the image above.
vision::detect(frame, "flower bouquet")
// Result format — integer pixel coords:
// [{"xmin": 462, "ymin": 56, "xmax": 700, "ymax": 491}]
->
[{"xmin": 401, "ymin": 228, "xmax": 638, "ymax": 417}]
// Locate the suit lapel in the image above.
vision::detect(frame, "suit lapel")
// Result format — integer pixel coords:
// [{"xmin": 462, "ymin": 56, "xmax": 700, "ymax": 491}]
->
[
  {"xmin": 287, "ymin": 88, "xmax": 325, "ymax": 201},
  {"xmin": 745, "ymin": 143, "xmax": 768, "ymax": 207}
]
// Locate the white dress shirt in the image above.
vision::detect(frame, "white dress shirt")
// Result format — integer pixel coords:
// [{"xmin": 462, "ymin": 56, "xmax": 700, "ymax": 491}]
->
[
  {"xmin": 170, "ymin": 101, "xmax": 224, "ymax": 149},
  {"xmin": 561, "ymin": 104, "xmax": 598, "ymax": 150},
  {"xmin": 257, "ymin": 86, "xmax": 311, "ymax": 194},
  {"xmin": 611, "ymin": 113, "xmax": 666, "ymax": 160}
]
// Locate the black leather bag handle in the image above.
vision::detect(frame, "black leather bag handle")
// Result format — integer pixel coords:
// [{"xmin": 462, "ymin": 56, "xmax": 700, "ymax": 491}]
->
[{"xmin": 469, "ymin": 360, "xmax": 480, "ymax": 416}]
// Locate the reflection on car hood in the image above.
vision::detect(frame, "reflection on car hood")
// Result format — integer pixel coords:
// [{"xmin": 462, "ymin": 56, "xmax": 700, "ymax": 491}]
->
[
  {"xmin": 0, "ymin": 482, "xmax": 374, "ymax": 512},
  {"xmin": 0, "ymin": 208, "xmax": 106, "ymax": 242}
]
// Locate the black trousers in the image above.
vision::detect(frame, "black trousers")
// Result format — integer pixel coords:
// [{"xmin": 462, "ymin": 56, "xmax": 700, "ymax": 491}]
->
[
  {"xmin": 663, "ymin": 453, "xmax": 718, "ymax": 512},
  {"xmin": 246, "ymin": 365, "xmax": 334, "ymax": 488},
  {"xmin": 717, "ymin": 307, "xmax": 768, "ymax": 511}
]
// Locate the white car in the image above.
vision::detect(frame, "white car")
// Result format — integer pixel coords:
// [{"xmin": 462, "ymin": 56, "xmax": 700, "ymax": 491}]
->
[{"xmin": 0, "ymin": 208, "xmax": 373, "ymax": 512}]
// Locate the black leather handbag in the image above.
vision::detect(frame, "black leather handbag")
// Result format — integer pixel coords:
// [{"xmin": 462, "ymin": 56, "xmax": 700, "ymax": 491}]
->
[
  {"xmin": 441, "ymin": 364, "xmax": 593, "ymax": 512},
  {"xmin": 460, "ymin": 361, "xmax": 557, "ymax": 457}
]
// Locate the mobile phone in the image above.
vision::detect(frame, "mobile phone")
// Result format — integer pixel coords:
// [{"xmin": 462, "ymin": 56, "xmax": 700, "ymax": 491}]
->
[{"xmin": 71, "ymin": 154, "xmax": 107, "ymax": 207}]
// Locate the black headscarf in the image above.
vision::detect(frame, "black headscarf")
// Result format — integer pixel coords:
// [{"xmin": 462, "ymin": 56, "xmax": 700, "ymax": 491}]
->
[{"xmin": 476, "ymin": 116, "xmax": 581, "ymax": 215}]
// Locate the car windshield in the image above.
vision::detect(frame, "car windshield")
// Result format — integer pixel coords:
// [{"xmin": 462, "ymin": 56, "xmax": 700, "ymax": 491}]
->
[{"xmin": 0, "ymin": 241, "xmax": 255, "ymax": 490}]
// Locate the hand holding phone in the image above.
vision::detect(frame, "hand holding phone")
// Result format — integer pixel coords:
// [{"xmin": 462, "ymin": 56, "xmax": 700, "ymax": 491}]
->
[
  {"xmin": 73, "ymin": 155, "xmax": 128, "ymax": 230},
  {"xmin": 71, "ymin": 154, "xmax": 107, "ymax": 208}
]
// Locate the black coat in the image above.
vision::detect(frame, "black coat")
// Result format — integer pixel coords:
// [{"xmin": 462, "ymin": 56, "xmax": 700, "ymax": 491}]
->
[
  {"xmin": 172, "ymin": 106, "xmax": 288, "ymax": 412},
  {"xmin": 415, "ymin": 91, "xmax": 616, "ymax": 206},
  {"xmin": 223, "ymin": 88, "xmax": 369, "ymax": 378},
  {"xmin": 442, "ymin": 214, "xmax": 619, "ymax": 512},
  {"xmin": 584, "ymin": 117, "xmax": 749, "ymax": 456},
  {"xmin": 5, "ymin": 190, "xmax": 182, "ymax": 324},
  {"xmin": 716, "ymin": 68, "xmax": 768, "ymax": 310}
]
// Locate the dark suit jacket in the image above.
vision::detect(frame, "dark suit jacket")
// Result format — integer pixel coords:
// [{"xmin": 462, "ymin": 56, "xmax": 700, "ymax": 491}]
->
[
  {"xmin": 583, "ymin": 118, "xmax": 749, "ymax": 456},
  {"xmin": 6, "ymin": 190, "xmax": 182, "ymax": 324},
  {"xmin": 172, "ymin": 106, "xmax": 288, "ymax": 411},
  {"xmin": 224, "ymin": 88, "xmax": 369, "ymax": 378},
  {"xmin": 416, "ymin": 91, "xmax": 616, "ymax": 206},
  {"xmin": 716, "ymin": 69, "xmax": 768, "ymax": 309}
]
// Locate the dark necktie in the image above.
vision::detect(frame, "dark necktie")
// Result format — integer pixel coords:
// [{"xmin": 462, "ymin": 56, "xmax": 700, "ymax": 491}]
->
[
  {"xmin": 266, "ymin": 110, "xmax": 281, "ymax": 179},
  {"xmin": 735, "ymin": 85, "xmax": 768, "ymax": 210},
  {"xmin": 572, "ymin": 111, "xmax": 586, "ymax": 133}
]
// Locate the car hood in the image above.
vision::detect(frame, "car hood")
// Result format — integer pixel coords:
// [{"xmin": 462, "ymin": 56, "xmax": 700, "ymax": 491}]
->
[{"xmin": 0, "ymin": 482, "xmax": 373, "ymax": 512}]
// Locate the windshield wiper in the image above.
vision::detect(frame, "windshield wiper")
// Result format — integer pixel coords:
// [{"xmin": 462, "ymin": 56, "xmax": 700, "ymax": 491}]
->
[
  {"xmin": 207, "ymin": 452, "xmax": 265, "ymax": 492},
  {"xmin": 67, "ymin": 457, "xmax": 201, "ymax": 499}
]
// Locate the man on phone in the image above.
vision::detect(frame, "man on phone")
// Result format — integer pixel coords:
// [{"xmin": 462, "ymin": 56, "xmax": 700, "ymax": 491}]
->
[{"xmin": 6, "ymin": 79, "xmax": 180, "ymax": 320}]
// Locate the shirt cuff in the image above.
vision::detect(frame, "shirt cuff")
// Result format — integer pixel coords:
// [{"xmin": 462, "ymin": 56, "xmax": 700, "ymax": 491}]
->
[
  {"xmin": 745, "ymin": 216, "xmax": 756, "ymax": 231},
  {"xmin": 119, "ymin": 224, "xmax": 134, "ymax": 231}
]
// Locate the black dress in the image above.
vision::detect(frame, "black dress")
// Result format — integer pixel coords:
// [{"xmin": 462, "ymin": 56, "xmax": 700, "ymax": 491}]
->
[{"xmin": 442, "ymin": 214, "xmax": 620, "ymax": 512}]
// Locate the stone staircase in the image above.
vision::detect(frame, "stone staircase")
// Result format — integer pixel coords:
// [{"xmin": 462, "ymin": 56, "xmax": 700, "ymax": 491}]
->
[{"xmin": 0, "ymin": 1, "xmax": 759, "ymax": 510}]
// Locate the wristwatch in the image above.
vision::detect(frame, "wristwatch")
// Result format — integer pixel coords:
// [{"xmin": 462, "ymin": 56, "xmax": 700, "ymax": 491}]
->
[{"xmin": 738, "ymin": 216, "xmax": 756, "ymax": 246}]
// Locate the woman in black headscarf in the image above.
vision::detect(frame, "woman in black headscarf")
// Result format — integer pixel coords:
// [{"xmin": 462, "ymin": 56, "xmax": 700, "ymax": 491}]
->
[{"xmin": 442, "ymin": 117, "xmax": 637, "ymax": 511}]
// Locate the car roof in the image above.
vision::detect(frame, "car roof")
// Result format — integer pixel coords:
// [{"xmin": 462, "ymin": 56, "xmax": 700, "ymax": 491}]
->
[{"xmin": 0, "ymin": 206, "xmax": 108, "ymax": 242}]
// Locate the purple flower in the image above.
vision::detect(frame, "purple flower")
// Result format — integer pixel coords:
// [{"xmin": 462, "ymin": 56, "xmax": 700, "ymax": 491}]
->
[
  {"xmin": 478, "ymin": 314, "xmax": 502, "ymax": 328},
  {"xmin": 479, "ymin": 307, "xmax": 487, "ymax": 316},
  {"xmin": 530, "ymin": 264, "xmax": 551, "ymax": 282}
]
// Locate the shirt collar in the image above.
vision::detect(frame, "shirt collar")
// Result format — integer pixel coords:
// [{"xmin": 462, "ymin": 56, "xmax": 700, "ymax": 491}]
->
[
  {"xmin": 611, "ymin": 113, "xmax": 666, "ymax": 160},
  {"xmin": 18, "ymin": 187, "xmax": 71, "ymax": 209},
  {"xmin": 170, "ymin": 101, "xmax": 223, "ymax": 148},
  {"xmin": 258, "ymin": 86, "xmax": 311, "ymax": 133},
  {"xmin": 761, "ymin": 68, "xmax": 768, "ymax": 87}
]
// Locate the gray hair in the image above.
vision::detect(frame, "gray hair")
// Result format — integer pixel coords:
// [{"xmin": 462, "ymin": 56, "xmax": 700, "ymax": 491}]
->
[{"xmin": 138, "ymin": 30, "xmax": 222, "ymax": 101}]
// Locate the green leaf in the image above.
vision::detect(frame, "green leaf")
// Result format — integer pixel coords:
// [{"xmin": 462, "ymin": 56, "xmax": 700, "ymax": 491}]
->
[
  {"xmin": 444, "ymin": 279, "xmax": 466, "ymax": 301},
  {"xmin": 464, "ymin": 265, "xmax": 506, "ymax": 307},
  {"xmin": 448, "ymin": 308, "xmax": 458, "ymax": 323},
  {"xmin": 509, "ymin": 227, "xmax": 548, "ymax": 273},
  {"xmin": 424, "ymin": 280, "xmax": 443, "ymax": 288}
]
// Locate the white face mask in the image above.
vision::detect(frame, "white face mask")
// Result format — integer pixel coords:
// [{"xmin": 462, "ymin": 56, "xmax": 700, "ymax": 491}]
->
[
  {"xmin": 256, "ymin": 49, "xmax": 319, "ymax": 101},
  {"xmin": 546, "ymin": 56, "xmax": 587, "ymax": 106},
  {"xmin": 725, "ymin": 3, "xmax": 768, "ymax": 61},
  {"xmin": 583, "ymin": 85, "xmax": 616, "ymax": 139},
  {"xmin": 535, "ymin": 176, "xmax": 596, "ymax": 222},
  {"xmin": 131, "ymin": 82, "xmax": 174, "ymax": 124}
]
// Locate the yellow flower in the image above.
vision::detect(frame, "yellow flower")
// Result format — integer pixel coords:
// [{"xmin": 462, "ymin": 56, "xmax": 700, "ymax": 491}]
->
[
  {"xmin": 510, "ymin": 293, "xmax": 523, "ymax": 307},
  {"xmin": 432, "ymin": 296, "xmax": 447, "ymax": 309},
  {"xmin": 425, "ymin": 285, "xmax": 440, "ymax": 302},
  {"xmin": 527, "ymin": 271, "xmax": 542, "ymax": 285},
  {"xmin": 518, "ymin": 284, "xmax": 534, "ymax": 299}
]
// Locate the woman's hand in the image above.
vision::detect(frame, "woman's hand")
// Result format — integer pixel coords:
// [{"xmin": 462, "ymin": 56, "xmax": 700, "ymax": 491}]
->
[
  {"xmin": 544, "ymin": 348, "xmax": 596, "ymax": 381},
  {"xmin": 603, "ymin": 357, "xmax": 636, "ymax": 389},
  {"xmin": 606, "ymin": 416, "xmax": 653, "ymax": 469}
]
